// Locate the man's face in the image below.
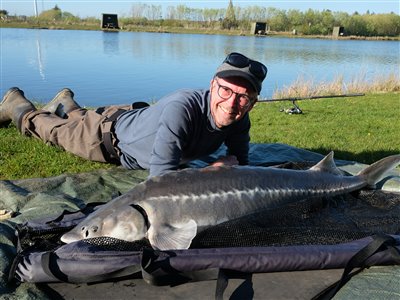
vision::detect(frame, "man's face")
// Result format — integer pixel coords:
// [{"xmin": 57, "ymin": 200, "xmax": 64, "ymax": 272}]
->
[{"xmin": 210, "ymin": 77, "xmax": 257, "ymax": 128}]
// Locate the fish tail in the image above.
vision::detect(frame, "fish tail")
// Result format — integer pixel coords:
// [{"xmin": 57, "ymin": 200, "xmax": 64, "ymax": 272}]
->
[{"xmin": 357, "ymin": 154, "xmax": 400, "ymax": 188}]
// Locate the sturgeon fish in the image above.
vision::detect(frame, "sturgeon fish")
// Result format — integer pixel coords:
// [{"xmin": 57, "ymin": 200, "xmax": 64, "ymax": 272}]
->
[{"xmin": 61, "ymin": 152, "xmax": 400, "ymax": 250}]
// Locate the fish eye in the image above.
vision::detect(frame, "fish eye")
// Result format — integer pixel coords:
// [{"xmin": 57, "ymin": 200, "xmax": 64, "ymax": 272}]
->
[
  {"xmin": 81, "ymin": 226, "xmax": 86, "ymax": 231},
  {"xmin": 91, "ymin": 226, "xmax": 98, "ymax": 232}
]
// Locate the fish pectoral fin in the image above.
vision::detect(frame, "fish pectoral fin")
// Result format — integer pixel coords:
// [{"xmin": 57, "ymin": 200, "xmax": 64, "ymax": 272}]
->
[{"xmin": 148, "ymin": 219, "xmax": 197, "ymax": 251}]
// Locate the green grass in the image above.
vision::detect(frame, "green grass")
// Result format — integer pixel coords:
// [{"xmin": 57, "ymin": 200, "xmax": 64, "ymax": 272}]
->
[
  {"xmin": 0, "ymin": 92, "xmax": 399, "ymax": 180},
  {"xmin": 0, "ymin": 126, "xmax": 112, "ymax": 179},
  {"xmin": 250, "ymin": 92, "xmax": 400, "ymax": 163}
]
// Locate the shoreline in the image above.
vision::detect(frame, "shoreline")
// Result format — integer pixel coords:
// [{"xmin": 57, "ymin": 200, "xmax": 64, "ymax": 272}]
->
[{"xmin": 1, "ymin": 22, "xmax": 399, "ymax": 41}]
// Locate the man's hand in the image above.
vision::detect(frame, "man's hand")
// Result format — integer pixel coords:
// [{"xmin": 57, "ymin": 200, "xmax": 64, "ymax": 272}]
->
[{"xmin": 210, "ymin": 155, "xmax": 239, "ymax": 167}]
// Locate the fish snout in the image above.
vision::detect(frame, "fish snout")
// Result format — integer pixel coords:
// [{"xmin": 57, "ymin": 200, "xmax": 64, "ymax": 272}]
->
[
  {"xmin": 60, "ymin": 223, "xmax": 102, "ymax": 244},
  {"xmin": 82, "ymin": 225, "xmax": 99, "ymax": 238},
  {"xmin": 60, "ymin": 230, "xmax": 83, "ymax": 244}
]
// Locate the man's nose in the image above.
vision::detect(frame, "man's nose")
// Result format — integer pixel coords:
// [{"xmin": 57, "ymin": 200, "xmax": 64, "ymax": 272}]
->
[{"xmin": 225, "ymin": 93, "xmax": 240, "ymax": 107}]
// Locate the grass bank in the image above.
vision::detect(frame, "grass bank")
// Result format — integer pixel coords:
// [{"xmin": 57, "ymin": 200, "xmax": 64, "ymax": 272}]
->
[{"xmin": 0, "ymin": 92, "xmax": 399, "ymax": 180}]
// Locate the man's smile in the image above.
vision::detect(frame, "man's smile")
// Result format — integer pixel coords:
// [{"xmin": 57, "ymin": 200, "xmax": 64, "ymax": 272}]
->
[{"xmin": 218, "ymin": 104, "xmax": 236, "ymax": 116}]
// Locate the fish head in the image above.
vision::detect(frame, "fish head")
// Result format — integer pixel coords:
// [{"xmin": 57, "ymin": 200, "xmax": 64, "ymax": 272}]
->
[{"xmin": 60, "ymin": 205, "xmax": 148, "ymax": 243}]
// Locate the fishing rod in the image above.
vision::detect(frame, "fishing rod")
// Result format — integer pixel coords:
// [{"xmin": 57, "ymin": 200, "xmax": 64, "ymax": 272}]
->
[
  {"xmin": 258, "ymin": 93, "xmax": 365, "ymax": 102},
  {"xmin": 257, "ymin": 93, "xmax": 365, "ymax": 114}
]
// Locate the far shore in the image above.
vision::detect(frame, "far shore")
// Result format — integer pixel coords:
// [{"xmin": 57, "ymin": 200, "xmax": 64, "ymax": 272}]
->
[{"xmin": 1, "ymin": 22, "xmax": 399, "ymax": 41}]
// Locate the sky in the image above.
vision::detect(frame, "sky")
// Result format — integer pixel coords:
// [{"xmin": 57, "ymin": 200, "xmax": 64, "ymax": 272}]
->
[{"xmin": 2, "ymin": 0, "xmax": 399, "ymax": 18}]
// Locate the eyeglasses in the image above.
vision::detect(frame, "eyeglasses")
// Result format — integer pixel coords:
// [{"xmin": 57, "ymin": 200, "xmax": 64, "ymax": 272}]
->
[
  {"xmin": 215, "ymin": 79, "xmax": 255, "ymax": 109},
  {"xmin": 223, "ymin": 52, "xmax": 267, "ymax": 81}
]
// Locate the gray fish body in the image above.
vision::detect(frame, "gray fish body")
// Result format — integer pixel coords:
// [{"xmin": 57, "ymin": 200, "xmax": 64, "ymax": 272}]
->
[
  {"xmin": 61, "ymin": 152, "xmax": 400, "ymax": 250},
  {"xmin": 138, "ymin": 166, "xmax": 359, "ymax": 228}
]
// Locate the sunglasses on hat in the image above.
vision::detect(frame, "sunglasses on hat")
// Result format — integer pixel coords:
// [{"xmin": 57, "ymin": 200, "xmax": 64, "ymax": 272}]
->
[{"xmin": 223, "ymin": 52, "xmax": 267, "ymax": 81}]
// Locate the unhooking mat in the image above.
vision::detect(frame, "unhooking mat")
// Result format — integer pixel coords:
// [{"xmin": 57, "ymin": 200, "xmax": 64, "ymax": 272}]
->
[{"xmin": 0, "ymin": 143, "xmax": 399, "ymax": 299}]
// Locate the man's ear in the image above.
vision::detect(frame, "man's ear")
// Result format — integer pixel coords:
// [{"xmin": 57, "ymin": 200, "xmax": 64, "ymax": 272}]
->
[
  {"xmin": 210, "ymin": 77, "xmax": 216, "ymax": 88},
  {"xmin": 209, "ymin": 78, "xmax": 216, "ymax": 94},
  {"xmin": 247, "ymin": 99, "xmax": 257, "ymax": 111}
]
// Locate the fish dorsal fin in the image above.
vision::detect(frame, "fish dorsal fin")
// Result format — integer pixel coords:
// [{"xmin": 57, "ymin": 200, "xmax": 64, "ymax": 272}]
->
[
  {"xmin": 148, "ymin": 219, "xmax": 197, "ymax": 250},
  {"xmin": 309, "ymin": 151, "xmax": 343, "ymax": 175}
]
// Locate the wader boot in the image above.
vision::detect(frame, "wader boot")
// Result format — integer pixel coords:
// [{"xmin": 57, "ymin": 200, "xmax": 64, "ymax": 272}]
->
[
  {"xmin": 42, "ymin": 88, "xmax": 80, "ymax": 118},
  {"xmin": 0, "ymin": 87, "xmax": 36, "ymax": 131}
]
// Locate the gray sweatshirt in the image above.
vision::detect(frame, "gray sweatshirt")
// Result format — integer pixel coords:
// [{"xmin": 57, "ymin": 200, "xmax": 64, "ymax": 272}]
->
[{"xmin": 115, "ymin": 88, "xmax": 250, "ymax": 177}]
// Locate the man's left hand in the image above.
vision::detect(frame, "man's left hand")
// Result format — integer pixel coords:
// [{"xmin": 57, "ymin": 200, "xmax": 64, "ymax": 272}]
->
[{"xmin": 210, "ymin": 155, "xmax": 239, "ymax": 167}]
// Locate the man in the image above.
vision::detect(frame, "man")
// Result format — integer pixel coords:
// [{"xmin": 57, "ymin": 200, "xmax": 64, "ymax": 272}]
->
[{"xmin": 0, "ymin": 52, "xmax": 267, "ymax": 177}]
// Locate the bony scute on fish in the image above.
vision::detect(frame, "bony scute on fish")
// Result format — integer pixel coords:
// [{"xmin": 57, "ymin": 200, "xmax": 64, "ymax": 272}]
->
[{"xmin": 60, "ymin": 152, "xmax": 400, "ymax": 250}]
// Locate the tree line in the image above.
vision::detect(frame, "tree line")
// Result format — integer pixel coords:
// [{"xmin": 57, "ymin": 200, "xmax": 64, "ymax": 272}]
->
[
  {"xmin": 127, "ymin": 3, "xmax": 400, "ymax": 36},
  {"xmin": 1, "ymin": 3, "xmax": 399, "ymax": 37}
]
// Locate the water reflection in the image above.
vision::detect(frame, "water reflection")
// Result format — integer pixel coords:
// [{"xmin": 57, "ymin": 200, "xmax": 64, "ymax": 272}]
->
[
  {"xmin": 35, "ymin": 31, "xmax": 45, "ymax": 81},
  {"xmin": 103, "ymin": 31, "xmax": 119, "ymax": 55}
]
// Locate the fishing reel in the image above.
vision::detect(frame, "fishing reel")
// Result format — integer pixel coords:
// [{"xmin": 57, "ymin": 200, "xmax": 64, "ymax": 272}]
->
[{"xmin": 280, "ymin": 100, "xmax": 303, "ymax": 114}]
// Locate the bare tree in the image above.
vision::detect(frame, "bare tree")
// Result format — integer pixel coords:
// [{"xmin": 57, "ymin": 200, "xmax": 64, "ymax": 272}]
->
[
  {"xmin": 131, "ymin": 3, "xmax": 147, "ymax": 19},
  {"xmin": 147, "ymin": 4, "xmax": 162, "ymax": 20}
]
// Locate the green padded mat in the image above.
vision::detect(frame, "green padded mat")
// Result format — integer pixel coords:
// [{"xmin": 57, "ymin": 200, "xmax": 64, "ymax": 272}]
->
[{"xmin": 1, "ymin": 144, "xmax": 399, "ymax": 299}]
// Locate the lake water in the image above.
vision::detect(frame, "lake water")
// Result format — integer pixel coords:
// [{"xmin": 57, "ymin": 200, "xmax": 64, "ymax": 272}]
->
[{"xmin": 1, "ymin": 28, "xmax": 399, "ymax": 107}]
